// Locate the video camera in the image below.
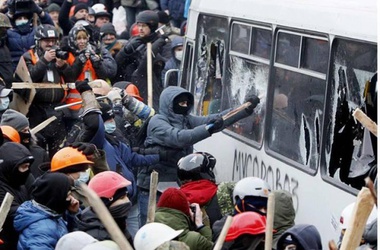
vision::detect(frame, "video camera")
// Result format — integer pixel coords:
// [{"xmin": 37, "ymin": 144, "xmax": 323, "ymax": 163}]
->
[{"xmin": 51, "ymin": 45, "xmax": 69, "ymax": 60}]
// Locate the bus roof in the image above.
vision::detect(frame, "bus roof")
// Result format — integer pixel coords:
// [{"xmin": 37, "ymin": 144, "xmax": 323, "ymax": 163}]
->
[{"xmin": 189, "ymin": 0, "xmax": 377, "ymax": 42}]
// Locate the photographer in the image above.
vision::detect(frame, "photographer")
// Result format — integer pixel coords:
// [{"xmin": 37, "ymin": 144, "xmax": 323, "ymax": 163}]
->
[
  {"xmin": 6, "ymin": 0, "xmax": 54, "ymax": 70},
  {"xmin": 21, "ymin": 24, "xmax": 68, "ymax": 158}
]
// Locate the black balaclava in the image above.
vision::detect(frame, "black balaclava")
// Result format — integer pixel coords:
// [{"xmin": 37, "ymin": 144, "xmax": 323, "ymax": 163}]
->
[
  {"xmin": 173, "ymin": 93, "xmax": 192, "ymax": 115},
  {"xmin": 32, "ymin": 172, "xmax": 71, "ymax": 214}
]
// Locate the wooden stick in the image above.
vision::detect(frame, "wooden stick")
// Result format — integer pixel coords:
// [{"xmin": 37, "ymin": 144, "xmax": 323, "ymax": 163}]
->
[
  {"xmin": 328, "ymin": 240, "xmax": 338, "ymax": 250},
  {"xmin": 146, "ymin": 171, "xmax": 159, "ymax": 224},
  {"xmin": 264, "ymin": 193, "xmax": 275, "ymax": 250},
  {"xmin": 30, "ymin": 116, "xmax": 57, "ymax": 134},
  {"xmin": 12, "ymin": 82, "xmax": 69, "ymax": 90},
  {"xmin": 353, "ymin": 108, "xmax": 377, "ymax": 137},
  {"xmin": 222, "ymin": 102, "xmax": 251, "ymax": 121},
  {"xmin": 147, "ymin": 42, "xmax": 153, "ymax": 108},
  {"xmin": 79, "ymin": 183, "xmax": 133, "ymax": 250},
  {"xmin": 0, "ymin": 193, "xmax": 14, "ymax": 231},
  {"xmin": 213, "ymin": 215, "xmax": 233, "ymax": 250},
  {"xmin": 340, "ymin": 187, "xmax": 375, "ymax": 250},
  {"xmin": 365, "ymin": 177, "xmax": 377, "ymax": 206}
]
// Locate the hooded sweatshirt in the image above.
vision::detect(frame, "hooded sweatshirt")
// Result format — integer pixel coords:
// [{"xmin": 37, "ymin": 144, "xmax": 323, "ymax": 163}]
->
[{"xmin": 276, "ymin": 224, "xmax": 322, "ymax": 250}]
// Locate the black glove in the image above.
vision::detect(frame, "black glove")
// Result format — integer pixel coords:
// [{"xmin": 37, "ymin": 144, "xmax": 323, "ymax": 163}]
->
[
  {"xmin": 90, "ymin": 54, "xmax": 101, "ymax": 68},
  {"xmin": 71, "ymin": 142, "xmax": 97, "ymax": 156},
  {"xmin": 206, "ymin": 117, "xmax": 224, "ymax": 135},
  {"xmin": 75, "ymin": 79, "xmax": 92, "ymax": 94},
  {"xmin": 78, "ymin": 53, "xmax": 87, "ymax": 64},
  {"xmin": 151, "ymin": 37, "xmax": 166, "ymax": 54},
  {"xmin": 124, "ymin": 37, "xmax": 143, "ymax": 54},
  {"xmin": 244, "ymin": 95, "xmax": 260, "ymax": 115},
  {"xmin": 30, "ymin": 1, "xmax": 43, "ymax": 15}
]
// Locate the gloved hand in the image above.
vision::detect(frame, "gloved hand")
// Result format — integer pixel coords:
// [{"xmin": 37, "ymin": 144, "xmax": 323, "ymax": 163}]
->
[
  {"xmin": 75, "ymin": 79, "xmax": 92, "ymax": 94},
  {"xmin": 123, "ymin": 37, "xmax": 143, "ymax": 54},
  {"xmin": 244, "ymin": 95, "xmax": 260, "ymax": 115},
  {"xmin": 90, "ymin": 54, "xmax": 101, "ymax": 68},
  {"xmin": 78, "ymin": 53, "xmax": 88, "ymax": 64},
  {"xmin": 30, "ymin": 1, "xmax": 43, "ymax": 15},
  {"xmin": 107, "ymin": 88, "xmax": 122, "ymax": 103},
  {"xmin": 6, "ymin": 0, "xmax": 14, "ymax": 16},
  {"xmin": 152, "ymin": 37, "xmax": 166, "ymax": 54},
  {"xmin": 206, "ymin": 117, "xmax": 224, "ymax": 135},
  {"xmin": 71, "ymin": 142, "xmax": 97, "ymax": 156}
]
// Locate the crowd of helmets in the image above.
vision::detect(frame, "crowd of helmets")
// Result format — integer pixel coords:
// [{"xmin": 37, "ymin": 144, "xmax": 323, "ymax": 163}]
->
[{"xmin": 0, "ymin": 0, "xmax": 377, "ymax": 249}]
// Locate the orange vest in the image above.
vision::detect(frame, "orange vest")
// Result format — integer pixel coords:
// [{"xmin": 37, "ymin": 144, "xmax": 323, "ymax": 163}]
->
[{"xmin": 65, "ymin": 52, "xmax": 98, "ymax": 110}]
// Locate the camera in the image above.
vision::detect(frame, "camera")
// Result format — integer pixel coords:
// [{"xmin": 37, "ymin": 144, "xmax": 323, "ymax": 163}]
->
[{"xmin": 51, "ymin": 46, "xmax": 69, "ymax": 60}]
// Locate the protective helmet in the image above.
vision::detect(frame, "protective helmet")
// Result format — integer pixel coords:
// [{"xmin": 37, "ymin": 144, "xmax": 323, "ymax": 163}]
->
[
  {"xmin": 134, "ymin": 222, "xmax": 183, "ymax": 250},
  {"xmin": 126, "ymin": 83, "xmax": 143, "ymax": 101},
  {"xmin": 51, "ymin": 147, "xmax": 94, "ymax": 172},
  {"xmin": 88, "ymin": 7, "xmax": 95, "ymax": 15},
  {"xmin": 233, "ymin": 177, "xmax": 271, "ymax": 203},
  {"xmin": 68, "ymin": 25, "xmax": 89, "ymax": 50},
  {"xmin": 88, "ymin": 171, "xmax": 131, "ymax": 198},
  {"xmin": 340, "ymin": 202, "xmax": 377, "ymax": 230},
  {"xmin": 0, "ymin": 13, "xmax": 11, "ymax": 28},
  {"xmin": 34, "ymin": 24, "xmax": 58, "ymax": 41},
  {"xmin": 136, "ymin": 10, "xmax": 159, "ymax": 31},
  {"xmin": 225, "ymin": 212, "xmax": 267, "ymax": 242},
  {"xmin": 129, "ymin": 23, "xmax": 139, "ymax": 37},
  {"xmin": 1, "ymin": 125, "xmax": 20, "ymax": 143},
  {"xmin": 92, "ymin": 3, "xmax": 110, "ymax": 18},
  {"xmin": 177, "ymin": 152, "xmax": 216, "ymax": 181},
  {"xmin": 89, "ymin": 79, "xmax": 111, "ymax": 96}
]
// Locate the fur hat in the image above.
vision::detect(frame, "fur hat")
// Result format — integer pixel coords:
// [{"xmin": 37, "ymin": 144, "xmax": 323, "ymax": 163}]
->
[
  {"xmin": 157, "ymin": 188, "xmax": 190, "ymax": 216},
  {"xmin": 0, "ymin": 109, "xmax": 29, "ymax": 132}
]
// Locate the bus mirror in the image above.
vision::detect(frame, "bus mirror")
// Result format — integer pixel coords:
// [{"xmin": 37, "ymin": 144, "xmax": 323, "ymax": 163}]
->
[{"xmin": 164, "ymin": 69, "xmax": 180, "ymax": 88}]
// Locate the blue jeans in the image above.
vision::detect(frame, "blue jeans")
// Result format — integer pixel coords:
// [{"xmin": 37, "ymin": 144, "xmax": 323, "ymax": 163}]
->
[
  {"xmin": 138, "ymin": 189, "xmax": 161, "ymax": 227},
  {"xmin": 126, "ymin": 203, "xmax": 139, "ymax": 238}
]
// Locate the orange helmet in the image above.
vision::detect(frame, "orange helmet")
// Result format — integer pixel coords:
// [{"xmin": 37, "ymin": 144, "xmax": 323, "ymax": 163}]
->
[
  {"xmin": 51, "ymin": 147, "xmax": 94, "ymax": 172},
  {"xmin": 1, "ymin": 125, "xmax": 20, "ymax": 143},
  {"xmin": 126, "ymin": 84, "xmax": 143, "ymax": 101},
  {"xmin": 225, "ymin": 212, "xmax": 267, "ymax": 242},
  {"xmin": 88, "ymin": 171, "xmax": 131, "ymax": 198}
]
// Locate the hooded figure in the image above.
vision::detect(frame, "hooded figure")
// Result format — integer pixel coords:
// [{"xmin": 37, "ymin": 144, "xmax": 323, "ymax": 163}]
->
[
  {"xmin": 276, "ymin": 224, "xmax": 322, "ymax": 250},
  {"xmin": 14, "ymin": 172, "xmax": 75, "ymax": 249},
  {"xmin": 0, "ymin": 142, "xmax": 34, "ymax": 250},
  {"xmin": 161, "ymin": 36, "xmax": 184, "ymax": 86}
]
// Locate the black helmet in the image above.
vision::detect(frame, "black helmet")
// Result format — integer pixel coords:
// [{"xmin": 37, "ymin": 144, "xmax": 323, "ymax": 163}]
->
[
  {"xmin": 177, "ymin": 152, "xmax": 216, "ymax": 182},
  {"xmin": 34, "ymin": 24, "xmax": 58, "ymax": 41},
  {"xmin": 136, "ymin": 10, "xmax": 159, "ymax": 31}
]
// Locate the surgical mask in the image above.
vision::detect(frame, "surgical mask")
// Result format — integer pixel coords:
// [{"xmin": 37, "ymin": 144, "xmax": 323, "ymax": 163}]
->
[
  {"xmin": 175, "ymin": 50, "xmax": 183, "ymax": 61},
  {"xmin": 0, "ymin": 97, "xmax": 9, "ymax": 110},
  {"xmin": 15, "ymin": 19, "xmax": 28, "ymax": 26},
  {"xmin": 76, "ymin": 170, "xmax": 90, "ymax": 186},
  {"xmin": 104, "ymin": 121, "xmax": 116, "ymax": 134}
]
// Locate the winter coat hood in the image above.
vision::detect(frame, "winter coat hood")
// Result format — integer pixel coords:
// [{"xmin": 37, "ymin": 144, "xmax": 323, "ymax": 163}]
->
[
  {"xmin": 277, "ymin": 224, "xmax": 322, "ymax": 250},
  {"xmin": 273, "ymin": 190, "xmax": 296, "ymax": 247},
  {"xmin": 158, "ymin": 86, "xmax": 194, "ymax": 122}
]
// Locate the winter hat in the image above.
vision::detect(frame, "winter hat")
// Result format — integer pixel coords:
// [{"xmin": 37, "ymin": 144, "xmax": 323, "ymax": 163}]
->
[
  {"xmin": 100, "ymin": 23, "xmax": 116, "ymax": 37},
  {"xmin": 99, "ymin": 102, "xmax": 114, "ymax": 121},
  {"xmin": 157, "ymin": 11, "xmax": 170, "ymax": 24},
  {"xmin": 55, "ymin": 231, "xmax": 98, "ymax": 250},
  {"xmin": 46, "ymin": 3, "xmax": 60, "ymax": 13},
  {"xmin": 0, "ymin": 109, "xmax": 29, "ymax": 132},
  {"xmin": 74, "ymin": 3, "xmax": 88, "ymax": 15},
  {"xmin": 32, "ymin": 172, "xmax": 72, "ymax": 214},
  {"xmin": 157, "ymin": 187, "xmax": 190, "ymax": 216}
]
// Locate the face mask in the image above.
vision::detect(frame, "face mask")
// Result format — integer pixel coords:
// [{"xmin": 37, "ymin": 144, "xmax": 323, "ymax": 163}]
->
[
  {"xmin": 0, "ymin": 97, "xmax": 9, "ymax": 111},
  {"xmin": 175, "ymin": 50, "xmax": 183, "ymax": 61},
  {"xmin": 15, "ymin": 19, "xmax": 28, "ymax": 26},
  {"xmin": 74, "ymin": 170, "xmax": 90, "ymax": 187},
  {"xmin": 109, "ymin": 201, "xmax": 132, "ymax": 218},
  {"xmin": 19, "ymin": 131, "xmax": 31, "ymax": 147},
  {"xmin": 104, "ymin": 121, "xmax": 116, "ymax": 134}
]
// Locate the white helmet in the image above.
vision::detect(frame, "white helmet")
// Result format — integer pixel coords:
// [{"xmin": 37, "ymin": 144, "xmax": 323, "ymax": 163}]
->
[
  {"xmin": 89, "ymin": 79, "xmax": 112, "ymax": 96},
  {"xmin": 232, "ymin": 177, "xmax": 271, "ymax": 203},
  {"xmin": 134, "ymin": 223, "xmax": 183, "ymax": 250},
  {"xmin": 340, "ymin": 202, "xmax": 377, "ymax": 230}
]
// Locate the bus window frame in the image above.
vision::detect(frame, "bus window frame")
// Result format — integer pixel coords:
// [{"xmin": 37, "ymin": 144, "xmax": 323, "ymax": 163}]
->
[{"xmin": 181, "ymin": 39, "xmax": 195, "ymax": 91}]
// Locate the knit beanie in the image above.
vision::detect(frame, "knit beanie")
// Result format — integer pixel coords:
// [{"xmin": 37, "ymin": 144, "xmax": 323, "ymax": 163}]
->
[
  {"xmin": 100, "ymin": 23, "xmax": 116, "ymax": 37},
  {"xmin": 0, "ymin": 109, "xmax": 29, "ymax": 132},
  {"xmin": 99, "ymin": 102, "xmax": 114, "ymax": 121},
  {"xmin": 74, "ymin": 3, "xmax": 88, "ymax": 15},
  {"xmin": 46, "ymin": 3, "xmax": 60, "ymax": 13},
  {"xmin": 157, "ymin": 187, "xmax": 190, "ymax": 216},
  {"xmin": 56, "ymin": 231, "xmax": 98, "ymax": 250},
  {"xmin": 32, "ymin": 172, "xmax": 72, "ymax": 214}
]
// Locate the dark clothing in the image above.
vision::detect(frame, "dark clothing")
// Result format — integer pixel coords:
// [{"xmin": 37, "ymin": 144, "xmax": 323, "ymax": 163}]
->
[
  {"xmin": 276, "ymin": 224, "xmax": 322, "ymax": 250},
  {"xmin": 138, "ymin": 86, "xmax": 227, "ymax": 190},
  {"xmin": 160, "ymin": 0, "xmax": 186, "ymax": 28},
  {"xmin": 0, "ymin": 43, "xmax": 14, "ymax": 88},
  {"xmin": 115, "ymin": 34, "xmax": 170, "ymax": 110},
  {"xmin": 0, "ymin": 142, "xmax": 33, "ymax": 250}
]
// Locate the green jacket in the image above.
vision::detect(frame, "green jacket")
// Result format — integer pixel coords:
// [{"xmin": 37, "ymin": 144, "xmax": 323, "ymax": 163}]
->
[{"xmin": 155, "ymin": 207, "xmax": 213, "ymax": 250}]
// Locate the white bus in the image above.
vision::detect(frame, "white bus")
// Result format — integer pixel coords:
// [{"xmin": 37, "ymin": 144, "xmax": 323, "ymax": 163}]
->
[{"xmin": 171, "ymin": 0, "xmax": 377, "ymax": 246}]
